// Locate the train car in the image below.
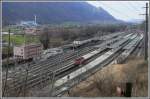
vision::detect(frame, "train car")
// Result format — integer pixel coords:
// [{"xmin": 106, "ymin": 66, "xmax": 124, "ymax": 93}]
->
[
  {"xmin": 72, "ymin": 38, "xmax": 93, "ymax": 48},
  {"xmin": 42, "ymin": 47, "xmax": 63, "ymax": 59}
]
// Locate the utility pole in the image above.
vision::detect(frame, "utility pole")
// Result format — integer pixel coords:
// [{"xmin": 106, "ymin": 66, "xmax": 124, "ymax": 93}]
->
[
  {"xmin": 144, "ymin": 3, "xmax": 149, "ymax": 60},
  {"xmin": 140, "ymin": 3, "xmax": 149, "ymax": 60},
  {"xmin": 3, "ymin": 29, "xmax": 11, "ymax": 96},
  {"xmin": 50, "ymin": 71, "xmax": 56, "ymax": 96},
  {"xmin": 23, "ymin": 27, "xmax": 30, "ymax": 96}
]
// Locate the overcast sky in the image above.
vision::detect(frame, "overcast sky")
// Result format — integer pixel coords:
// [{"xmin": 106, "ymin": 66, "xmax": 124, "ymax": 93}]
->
[{"xmin": 87, "ymin": 1, "xmax": 149, "ymax": 21}]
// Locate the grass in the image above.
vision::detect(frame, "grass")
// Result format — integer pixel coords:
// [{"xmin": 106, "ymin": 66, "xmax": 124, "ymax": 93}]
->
[
  {"xmin": 3, "ymin": 34, "xmax": 64, "ymax": 46},
  {"xmin": 64, "ymin": 56, "xmax": 148, "ymax": 97},
  {"xmin": 2, "ymin": 34, "xmax": 39, "ymax": 45},
  {"xmin": 2, "ymin": 26, "xmax": 23, "ymax": 34}
]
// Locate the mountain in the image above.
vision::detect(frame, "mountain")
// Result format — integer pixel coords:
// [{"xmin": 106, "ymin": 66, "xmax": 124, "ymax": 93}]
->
[
  {"xmin": 126, "ymin": 19, "xmax": 144, "ymax": 24},
  {"xmin": 2, "ymin": 2, "xmax": 118, "ymax": 26}
]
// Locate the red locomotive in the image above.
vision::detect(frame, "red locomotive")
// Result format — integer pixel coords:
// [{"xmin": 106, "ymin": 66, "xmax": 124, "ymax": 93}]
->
[
  {"xmin": 74, "ymin": 47, "xmax": 107, "ymax": 66},
  {"xmin": 74, "ymin": 57, "xmax": 86, "ymax": 66}
]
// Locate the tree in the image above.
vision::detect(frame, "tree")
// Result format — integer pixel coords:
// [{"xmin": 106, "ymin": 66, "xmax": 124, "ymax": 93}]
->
[
  {"xmin": 39, "ymin": 27, "xmax": 50, "ymax": 50},
  {"xmin": 60, "ymin": 28, "xmax": 70, "ymax": 40}
]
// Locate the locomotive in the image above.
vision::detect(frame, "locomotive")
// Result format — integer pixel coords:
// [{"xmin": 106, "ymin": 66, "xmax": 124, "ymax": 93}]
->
[
  {"xmin": 74, "ymin": 57, "xmax": 86, "ymax": 66},
  {"xmin": 73, "ymin": 48, "xmax": 106, "ymax": 66}
]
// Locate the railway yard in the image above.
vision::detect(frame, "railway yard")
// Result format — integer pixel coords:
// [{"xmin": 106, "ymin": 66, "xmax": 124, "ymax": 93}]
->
[{"xmin": 2, "ymin": 32, "xmax": 144, "ymax": 97}]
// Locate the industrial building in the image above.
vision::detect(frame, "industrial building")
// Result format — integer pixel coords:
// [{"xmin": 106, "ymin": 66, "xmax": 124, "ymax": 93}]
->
[
  {"xmin": 24, "ymin": 27, "xmax": 41, "ymax": 35},
  {"xmin": 14, "ymin": 43, "xmax": 43, "ymax": 60},
  {"xmin": 19, "ymin": 15, "xmax": 38, "ymax": 27}
]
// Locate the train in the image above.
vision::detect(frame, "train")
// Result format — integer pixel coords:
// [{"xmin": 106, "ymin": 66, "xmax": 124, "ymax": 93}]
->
[
  {"xmin": 74, "ymin": 47, "xmax": 107, "ymax": 66},
  {"xmin": 64, "ymin": 32, "xmax": 128, "ymax": 50},
  {"xmin": 42, "ymin": 47, "xmax": 63, "ymax": 59},
  {"xmin": 72, "ymin": 38, "xmax": 93, "ymax": 48}
]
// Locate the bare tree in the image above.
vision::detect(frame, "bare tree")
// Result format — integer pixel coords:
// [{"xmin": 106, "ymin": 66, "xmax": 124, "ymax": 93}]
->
[{"xmin": 39, "ymin": 27, "xmax": 51, "ymax": 50}]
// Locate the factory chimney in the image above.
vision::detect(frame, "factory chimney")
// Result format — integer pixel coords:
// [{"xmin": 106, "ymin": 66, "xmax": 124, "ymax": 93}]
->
[{"xmin": 34, "ymin": 15, "xmax": 37, "ymax": 25}]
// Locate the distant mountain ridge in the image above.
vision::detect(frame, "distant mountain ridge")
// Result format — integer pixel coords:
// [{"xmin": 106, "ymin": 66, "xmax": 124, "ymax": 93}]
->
[
  {"xmin": 127, "ymin": 19, "xmax": 144, "ymax": 24},
  {"xmin": 2, "ymin": 2, "xmax": 118, "ymax": 25}
]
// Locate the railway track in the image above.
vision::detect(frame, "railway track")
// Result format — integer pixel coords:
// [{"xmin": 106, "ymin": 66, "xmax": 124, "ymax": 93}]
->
[
  {"xmin": 131, "ymin": 39, "xmax": 144, "ymax": 56},
  {"xmin": 52, "ymin": 34, "xmax": 142, "ymax": 96},
  {"xmin": 3, "ymin": 46, "xmax": 99, "ymax": 95},
  {"xmin": 3, "ymin": 46, "xmax": 96, "ymax": 78},
  {"xmin": 3, "ymin": 33, "xmax": 134, "ymax": 96},
  {"xmin": 30, "ymin": 35, "xmax": 136, "ymax": 96},
  {"xmin": 53, "ymin": 35, "xmax": 143, "ymax": 96},
  {"xmin": 4, "ymin": 47, "xmax": 110, "ymax": 96},
  {"xmin": 12, "ymin": 48, "xmax": 110, "ymax": 96},
  {"xmin": 13, "ymin": 48, "xmax": 109, "ymax": 91},
  {"xmin": 55, "ymin": 48, "xmax": 110, "ymax": 80},
  {"xmin": 54, "ymin": 48, "xmax": 124, "ymax": 96}
]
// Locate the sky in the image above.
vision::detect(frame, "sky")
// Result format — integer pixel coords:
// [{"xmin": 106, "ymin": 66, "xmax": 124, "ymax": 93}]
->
[{"xmin": 87, "ymin": 1, "xmax": 149, "ymax": 21}]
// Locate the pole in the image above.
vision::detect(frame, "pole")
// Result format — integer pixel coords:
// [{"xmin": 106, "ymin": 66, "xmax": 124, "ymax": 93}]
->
[
  {"xmin": 144, "ymin": 3, "xmax": 148, "ymax": 60},
  {"xmin": 140, "ymin": 3, "xmax": 149, "ymax": 60},
  {"xmin": 23, "ymin": 27, "xmax": 27, "ymax": 96},
  {"xmin": 50, "ymin": 71, "xmax": 55, "ymax": 96},
  {"xmin": 3, "ymin": 29, "xmax": 11, "ymax": 96}
]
